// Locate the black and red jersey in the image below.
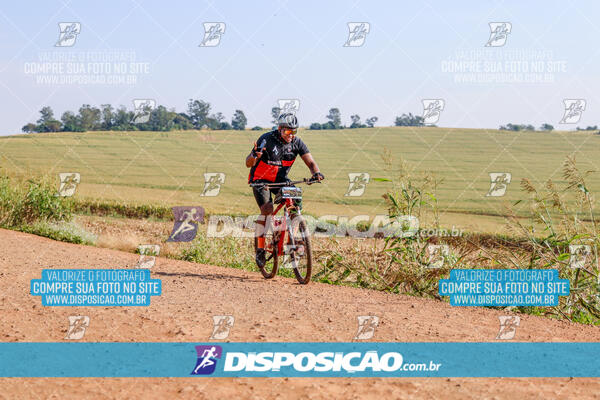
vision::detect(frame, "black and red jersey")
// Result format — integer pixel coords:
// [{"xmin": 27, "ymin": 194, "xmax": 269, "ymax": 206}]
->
[{"xmin": 248, "ymin": 130, "xmax": 310, "ymax": 183}]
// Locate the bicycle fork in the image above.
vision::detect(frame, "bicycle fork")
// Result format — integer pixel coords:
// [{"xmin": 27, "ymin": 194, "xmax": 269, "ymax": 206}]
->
[{"xmin": 282, "ymin": 208, "xmax": 304, "ymax": 269}]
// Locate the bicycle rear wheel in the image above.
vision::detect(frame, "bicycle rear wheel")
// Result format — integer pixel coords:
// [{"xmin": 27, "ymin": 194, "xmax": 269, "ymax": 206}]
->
[
  {"xmin": 286, "ymin": 216, "xmax": 312, "ymax": 284},
  {"xmin": 254, "ymin": 223, "xmax": 279, "ymax": 279}
]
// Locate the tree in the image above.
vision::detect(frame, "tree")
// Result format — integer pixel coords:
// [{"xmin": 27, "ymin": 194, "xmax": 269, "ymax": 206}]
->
[
  {"xmin": 187, "ymin": 99, "xmax": 211, "ymax": 129},
  {"xmin": 21, "ymin": 123, "xmax": 38, "ymax": 133},
  {"xmin": 61, "ymin": 111, "xmax": 82, "ymax": 132},
  {"xmin": 46, "ymin": 120, "xmax": 63, "ymax": 132},
  {"xmin": 35, "ymin": 106, "xmax": 62, "ymax": 132},
  {"xmin": 208, "ymin": 112, "xmax": 232, "ymax": 129},
  {"xmin": 172, "ymin": 113, "xmax": 193, "ymax": 130},
  {"xmin": 36, "ymin": 106, "xmax": 54, "ymax": 125},
  {"xmin": 394, "ymin": 113, "xmax": 424, "ymax": 127},
  {"xmin": 231, "ymin": 110, "xmax": 247, "ymax": 130},
  {"xmin": 206, "ymin": 112, "xmax": 226, "ymax": 130},
  {"xmin": 366, "ymin": 116, "xmax": 378, "ymax": 128},
  {"xmin": 113, "ymin": 106, "xmax": 134, "ymax": 131},
  {"xmin": 251, "ymin": 126, "xmax": 263, "ymax": 130},
  {"xmin": 309, "ymin": 123, "xmax": 322, "ymax": 130},
  {"xmin": 576, "ymin": 125, "xmax": 598, "ymax": 131},
  {"xmin": 78, "ymin": 104, "xmax": 101, "ymax": 131},
  {"xmin": 146, "ymin": 105, "xmax": 172, "ymax": 131},
  {"xmin": 349, "ymin": 114, "xmax": 364, "ymax": 129},
  {"xmin": 500, "ymin": 123, "xmax": 519, "ymax": 131},
  {"xmin": 500, "ymin": 123, "xmax": 536, "ymax": 132},
  {"xmin": 100, "ymin": 104, "xmax": 114, "ymax": 130},
  {"xmin": 219, "ymin": 121, "xmax": 233, "ymax": 130},
  {"xmin": 539, "ymin": 123, "xmax": 554, "ymax": 131},
  {"xmin": 326, "ymin": 108, "xmax": 342, "ymax": 129}
]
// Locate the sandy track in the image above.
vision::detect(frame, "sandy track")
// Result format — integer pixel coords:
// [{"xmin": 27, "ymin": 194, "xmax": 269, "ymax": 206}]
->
[{"xmin": 0, "ymin": 228, "xmax": 599, "ymax": 399}]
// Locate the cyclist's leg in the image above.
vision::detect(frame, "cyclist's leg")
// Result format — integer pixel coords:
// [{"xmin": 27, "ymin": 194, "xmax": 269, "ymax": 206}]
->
[{"xmin": 252, "ymin": 186, "xmax": 273, "ymax": 250}]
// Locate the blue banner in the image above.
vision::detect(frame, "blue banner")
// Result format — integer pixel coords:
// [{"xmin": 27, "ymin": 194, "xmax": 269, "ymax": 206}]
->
[
  {"xmin": 30, "ymin": 269, "xmax": 162, "ymax": 306},
  {"xmin": 439, "ymin": 269, "xmax": 569, "ymax": 306},
  {"xmin": 0, "ymin": 342, "xmax": 599, "ymax": 377}
]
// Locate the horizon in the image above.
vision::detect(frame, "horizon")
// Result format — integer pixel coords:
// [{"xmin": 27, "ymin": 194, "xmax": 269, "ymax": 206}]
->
[
  {"xmin": 5, "ymin": 123, "xmax": 598, "ymax": 137},
  {"xmin": 15, "ymin": 100, "xmax": 599, "ymax": 135}
]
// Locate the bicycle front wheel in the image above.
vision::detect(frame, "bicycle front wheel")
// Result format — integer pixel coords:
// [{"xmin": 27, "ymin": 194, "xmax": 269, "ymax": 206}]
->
[{"xmin": 286, "ymin": 216, "xmax": 312, "ymax": 284}]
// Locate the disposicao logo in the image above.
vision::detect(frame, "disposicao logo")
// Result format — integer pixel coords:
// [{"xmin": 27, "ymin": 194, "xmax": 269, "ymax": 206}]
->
[
  {"xmin": 192, "ymin": 347, "xmax": 408, "ymax": 374},
  {"xmin": 191, "ymin": 345, "xmax": 222, "ymax": 375}
]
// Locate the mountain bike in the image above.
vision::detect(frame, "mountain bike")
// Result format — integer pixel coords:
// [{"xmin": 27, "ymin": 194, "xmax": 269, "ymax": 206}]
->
[{"xmin": 249, "ymin": 178, "xmax": 320, "ymax": 284}]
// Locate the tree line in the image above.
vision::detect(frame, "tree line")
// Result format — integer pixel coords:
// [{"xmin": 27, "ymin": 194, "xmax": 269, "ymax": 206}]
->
[
  {"xmin": 499, "ymin": 123, "xmax": 598, "ymax": 132},
  {"xmin": 305, "ymin": 108, "xmax": 429, "ymax": 129},
  {"xmin": 301, "ymin": 108, "xmax": 379, "ymax": 130},
  {"xmin": 23, "ymin": 102, "xmax": 426, "ymax": 133},
  {"xmin": 22, "ymin": 100, "xmax": 251, "ymax": 133},
  {"xmin": 25, "ymin": 101, "xmax": 595, "ymax": 133}
]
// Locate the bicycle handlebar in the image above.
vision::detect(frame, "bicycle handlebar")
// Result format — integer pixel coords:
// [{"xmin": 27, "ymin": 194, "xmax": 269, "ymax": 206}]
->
[{"xmin": 249, "ymin": 178, "xmax": 322, "ymax": 188}]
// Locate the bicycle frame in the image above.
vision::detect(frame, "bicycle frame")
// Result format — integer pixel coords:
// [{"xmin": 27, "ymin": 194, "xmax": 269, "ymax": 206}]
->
[
  {"xmin": 272, "ymin": 198, "xmax": 299, "ymax": 257},
  {"xmin": 251, "ymin": 178, "xmax": 317, "ymax": 266}
]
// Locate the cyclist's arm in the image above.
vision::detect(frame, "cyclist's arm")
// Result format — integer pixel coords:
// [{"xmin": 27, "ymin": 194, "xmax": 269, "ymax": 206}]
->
[
  {"xmin": 246, "ymin": 141, "xmax": 265, "ymax": 168},
  {"xmin": 300, "ymin": 153, "xmax": 320, "ymax": 175}
]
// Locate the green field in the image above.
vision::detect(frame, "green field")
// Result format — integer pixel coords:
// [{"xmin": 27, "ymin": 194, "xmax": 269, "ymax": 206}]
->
[{"xmin": 1, "ymin": 127, "xmax": 599, "ymax": 233}]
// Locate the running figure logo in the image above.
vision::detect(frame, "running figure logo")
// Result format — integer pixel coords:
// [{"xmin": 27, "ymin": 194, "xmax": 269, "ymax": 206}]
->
[
  {"xmin": 559, "ymin": 99, "xmax": 586, "ymax": 124},
  {"xmin": 167, "ymin": 206, "xmax": 205, "ymax": 242},
  {"xmin": 199, "ymin": 23, "xmax": 226, "ymax": 47},
  {"xmin": 136, "ymin": 244, "xmax": 160, "ymax": 268},
  {"xmin": 344, "ymin": 22, "xmax": 370, "ymax": 47},
  {"xmin": 496, "ymin": 316, "xmax": 520, "ymax": 340},
  {"xmin": 132, "ymin": 99, "xmax": 156, "ymax": 124},
  {"xmin": 485, "ymin": 22, "xmax": 512, "ymax": 47},
  {"xmin": 427, "ymin": 244, "xmax": 449, "ymax": 269},
  {"xmin": 282, "ymin": 242, "xmax": 306, "ymax": 269},
  {"xmin": 55, "ymin": 22, "xmax": 81, "ymax": 47},
  {"xmin": 58, "ymin": 172, "xmax": 80, "ymax": 197},
  {"xmin": 486, "ymin": 172, "xmax": 511, "ymax": 197},
  {"xmin": 201, "ymin": 173, "xmax": 225, "ymax": 196},
  {"xmin": 569, "ymin": 245, "xmax": 592, "ymax": 269},
  {"xmin": 210, "ymin": 315, "xmax": 235, "ymax": 340},
  {"xmin": 65, "ymin": 316, "xmax": 89, "ymax": 340},
  {"xmin": 277, "ymin": 99, "xmax": 300, "ymax": 115},
  {"xmin": 191, "ymin": 345, "xmax": 223, "ymax": 375},
  {"xmin": 354, "ymin": 315, "xmax": 379, "ymax": 340},
  {"xmin": 422, "ymin": 99, "xmax": 445, "ymax": 125},
  {"xmin": 345, "ymin": 173, "xmax": 370, "ymax": 197}
]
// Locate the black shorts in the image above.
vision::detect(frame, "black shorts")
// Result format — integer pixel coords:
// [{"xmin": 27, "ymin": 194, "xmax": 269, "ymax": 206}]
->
[
  {"xmin": 252, "ymin": 186, "xmax": 278, "ymax": 208},
  {"xmin": 252, "ymin": 185, "xmax": 302, "ymax": 210}
]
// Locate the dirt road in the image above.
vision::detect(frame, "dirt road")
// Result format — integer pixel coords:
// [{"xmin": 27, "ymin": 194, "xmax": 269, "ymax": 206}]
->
[{"xmin": 1, "ymin": 228, "xmax": 599, "ymax": 399}]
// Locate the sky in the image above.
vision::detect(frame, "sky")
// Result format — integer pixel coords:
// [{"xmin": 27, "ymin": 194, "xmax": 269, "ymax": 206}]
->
[{"xmin": 1, "ymin": 0, "xmax": 599, "ymax": 134}]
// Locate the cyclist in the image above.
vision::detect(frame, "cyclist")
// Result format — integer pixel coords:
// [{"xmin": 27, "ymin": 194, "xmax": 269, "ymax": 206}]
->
[{"xmin": 246, "ymin": 112, "xmax": 324, "ymax": 267}]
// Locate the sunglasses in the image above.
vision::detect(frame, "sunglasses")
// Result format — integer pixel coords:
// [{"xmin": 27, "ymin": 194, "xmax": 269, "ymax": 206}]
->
[{"xmin": 281, "ymin": 128, "xmax": 297, "ymax": 135}]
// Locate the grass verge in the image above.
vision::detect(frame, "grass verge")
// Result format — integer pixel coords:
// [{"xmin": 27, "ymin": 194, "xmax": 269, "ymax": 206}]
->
[{"xmin": 0, "ymin": 174, "xmax": 95, "ymax": 245}]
